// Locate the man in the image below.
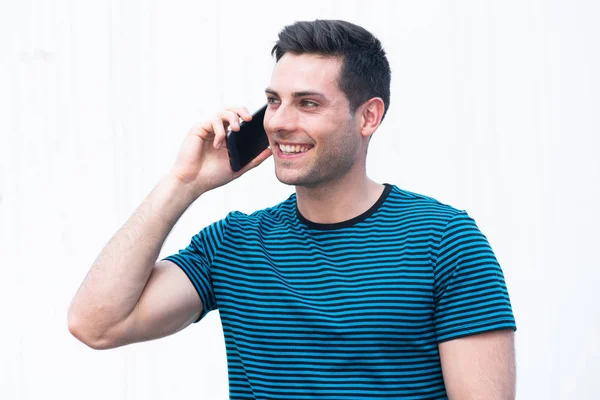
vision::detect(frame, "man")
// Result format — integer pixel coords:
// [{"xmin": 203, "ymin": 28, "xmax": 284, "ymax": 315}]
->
[{"xmin": 69, "ymin": 19, "xmax": 517, "ymax": 399}]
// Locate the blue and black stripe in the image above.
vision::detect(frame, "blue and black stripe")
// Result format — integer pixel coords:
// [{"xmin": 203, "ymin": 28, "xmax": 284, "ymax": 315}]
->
[{"xmin": 164, "ymin": 183, "xmax": 516, "ymax": 399}]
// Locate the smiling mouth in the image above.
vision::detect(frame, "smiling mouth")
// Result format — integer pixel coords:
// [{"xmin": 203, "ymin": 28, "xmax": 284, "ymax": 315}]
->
[{"xmin": 277, "ymin": 143, "xmax": 314, "ymax": 156}]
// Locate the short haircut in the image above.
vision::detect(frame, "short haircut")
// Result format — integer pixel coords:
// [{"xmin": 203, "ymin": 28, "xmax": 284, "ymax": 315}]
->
[{"xmin": 271, "ymin": 19, "xmax": 391, "ymax": 120}]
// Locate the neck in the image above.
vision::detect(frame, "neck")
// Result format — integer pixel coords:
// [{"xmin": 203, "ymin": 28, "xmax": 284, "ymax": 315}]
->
[{"xmin": 295, "ymin": 172, "xmax": 385, "ymax": 225}]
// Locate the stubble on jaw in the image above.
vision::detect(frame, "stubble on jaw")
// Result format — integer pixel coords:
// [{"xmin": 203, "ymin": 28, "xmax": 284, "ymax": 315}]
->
[{"xmin": 275, "ymin": 119, "xmax": 363, "ymax": 188}]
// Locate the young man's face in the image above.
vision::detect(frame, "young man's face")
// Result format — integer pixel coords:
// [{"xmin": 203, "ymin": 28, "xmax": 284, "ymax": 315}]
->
[{"xmin": 264, "ymin": 53, "xmax": 366, "ymax": 188}]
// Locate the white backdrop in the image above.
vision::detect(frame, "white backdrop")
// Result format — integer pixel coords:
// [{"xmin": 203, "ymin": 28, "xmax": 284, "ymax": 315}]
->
[{"xmin": 1, "ymin": 0, "xmax": 598, "ymax": 399}]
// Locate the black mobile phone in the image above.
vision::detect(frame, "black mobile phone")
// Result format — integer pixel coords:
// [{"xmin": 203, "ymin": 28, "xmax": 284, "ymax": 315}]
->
[{"xmin": 226, "ymin": 104, "xmax": 269, "ymax": 172}]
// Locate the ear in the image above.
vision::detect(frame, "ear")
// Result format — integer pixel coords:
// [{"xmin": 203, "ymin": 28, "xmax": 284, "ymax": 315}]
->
[{"xmin": 358, "ymin": 97, "xmax": 385, "ymax": 138}]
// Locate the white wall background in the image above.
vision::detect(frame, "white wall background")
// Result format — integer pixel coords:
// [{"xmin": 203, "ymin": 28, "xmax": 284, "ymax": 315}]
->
[{"xmin": 1, "ymin": 0, "xmax": 598, "ymax": 398}]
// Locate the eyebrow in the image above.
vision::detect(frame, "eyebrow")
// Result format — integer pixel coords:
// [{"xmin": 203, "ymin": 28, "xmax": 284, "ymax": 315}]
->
[{"xmin": 265, "ymin": 88, "xmax": 327, "ymax": 99}]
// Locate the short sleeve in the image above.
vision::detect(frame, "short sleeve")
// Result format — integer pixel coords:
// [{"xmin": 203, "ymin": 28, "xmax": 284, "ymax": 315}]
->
[
  {"xmin": 433, "ymin": 211, "xmax": 516, "ymax": 343},
  {"xmin": 161, "ymin": 215, "xmax": 230, "ymax": 323}
]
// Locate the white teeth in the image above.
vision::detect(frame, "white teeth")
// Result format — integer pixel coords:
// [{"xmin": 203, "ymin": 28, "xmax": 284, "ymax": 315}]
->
[{"xmin": 279, "ymin": 144, "xmax": 310, "ymax": 154}]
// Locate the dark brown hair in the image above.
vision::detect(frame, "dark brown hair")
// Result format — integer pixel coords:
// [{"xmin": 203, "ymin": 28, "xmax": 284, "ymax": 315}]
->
[{"xmin": 272, "ymin": 19, "xmax": 391, "ymax": 120}]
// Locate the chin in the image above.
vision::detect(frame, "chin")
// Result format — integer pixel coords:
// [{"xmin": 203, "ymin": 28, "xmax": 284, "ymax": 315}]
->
[
  {"xmin": 275, "ymin": 168, "xmax": 323, "ymax": 188},
  {"xmin": 275, "ymin": 171, "xmax": 302, "ymax": 186},
  {"xmin": 275, "ymin": 168, "xmax": 307, "ymax": 186}
]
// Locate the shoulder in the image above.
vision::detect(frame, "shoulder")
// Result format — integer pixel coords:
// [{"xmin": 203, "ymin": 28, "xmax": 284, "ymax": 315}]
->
[
  {"xmin": 384, "ymin": 184, "xmax": 466, "ymax": 223},
  {"xmin": 385, "ymin": 187, "xmax": 494, "ymax": 260},
  {"xmin": 223, "ymin": 192, "xmax": 297, "ymax": 230}
]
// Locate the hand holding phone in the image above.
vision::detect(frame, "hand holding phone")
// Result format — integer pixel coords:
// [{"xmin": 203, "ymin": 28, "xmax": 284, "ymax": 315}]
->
[
  {"xmin": 226, "ymin": 104, "xmax": 270, "ymax": 172},
  {"xmin": 168, "ymin": 106, "xmax": 271, "ymax": 197}
]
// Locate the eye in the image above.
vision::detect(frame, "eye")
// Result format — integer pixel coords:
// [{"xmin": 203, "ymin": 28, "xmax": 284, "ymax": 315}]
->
[
  {"xmin": 267, "ymin": 96, "xmax": 280, "ymax": 105},
  {"xmin": 301, "ymin": 100, "xmax": 318, "ymax": 108}
]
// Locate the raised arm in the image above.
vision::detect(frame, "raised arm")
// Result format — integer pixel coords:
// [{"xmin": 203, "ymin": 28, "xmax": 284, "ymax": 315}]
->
[
  {"xmin": 67, "ymin": 174, "xmax": 203, "ymax": 349},
  {"xmin": 67, "ymin": 107, "xmax": 272, "ymax": 349}
]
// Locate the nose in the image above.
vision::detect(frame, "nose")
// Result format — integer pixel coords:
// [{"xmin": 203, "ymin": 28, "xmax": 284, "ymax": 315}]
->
[{"xmin": 264, "ymin": 103, "xmax": 298, "ymax": 135}]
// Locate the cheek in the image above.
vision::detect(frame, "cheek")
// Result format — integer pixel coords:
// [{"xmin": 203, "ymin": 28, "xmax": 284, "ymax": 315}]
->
[
  {"xmin": 328, "ymin": 123, "xmax": 361, "ymax": 157},
  {"xmin": 307, "ymin": 116, "xmax": 341, "ymax": 141}
]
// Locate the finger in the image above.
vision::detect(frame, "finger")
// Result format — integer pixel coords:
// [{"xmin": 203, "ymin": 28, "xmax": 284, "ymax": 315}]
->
[
  {"xmin": 219, "ymin": 110, "xmax": 241, "ymax": 132},
  {"xmin": 190, "ymin": 121, "xmax": 214, "ymax": 141},
  {"xmin": 225, "ymin": 106, "xmax": 252, "ymax": 122},
  {"xmin": 211, "ymin": 117, "xmax": 226, "ymax": 149},
  {"xmin": 235, "ymin": 147, "xmax": 273, "ymax": 176}
]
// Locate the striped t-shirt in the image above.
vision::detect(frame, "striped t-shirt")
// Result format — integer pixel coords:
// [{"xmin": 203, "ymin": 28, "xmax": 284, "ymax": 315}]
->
[{"xmin": 163, "ymin": 183, "xmax": 516, "ymax": 399}]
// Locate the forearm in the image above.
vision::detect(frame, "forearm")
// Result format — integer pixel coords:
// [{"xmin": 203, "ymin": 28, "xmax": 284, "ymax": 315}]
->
[{"xmin": 68, "ymin": 174, "xmax": 200, "ymax": 339}]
